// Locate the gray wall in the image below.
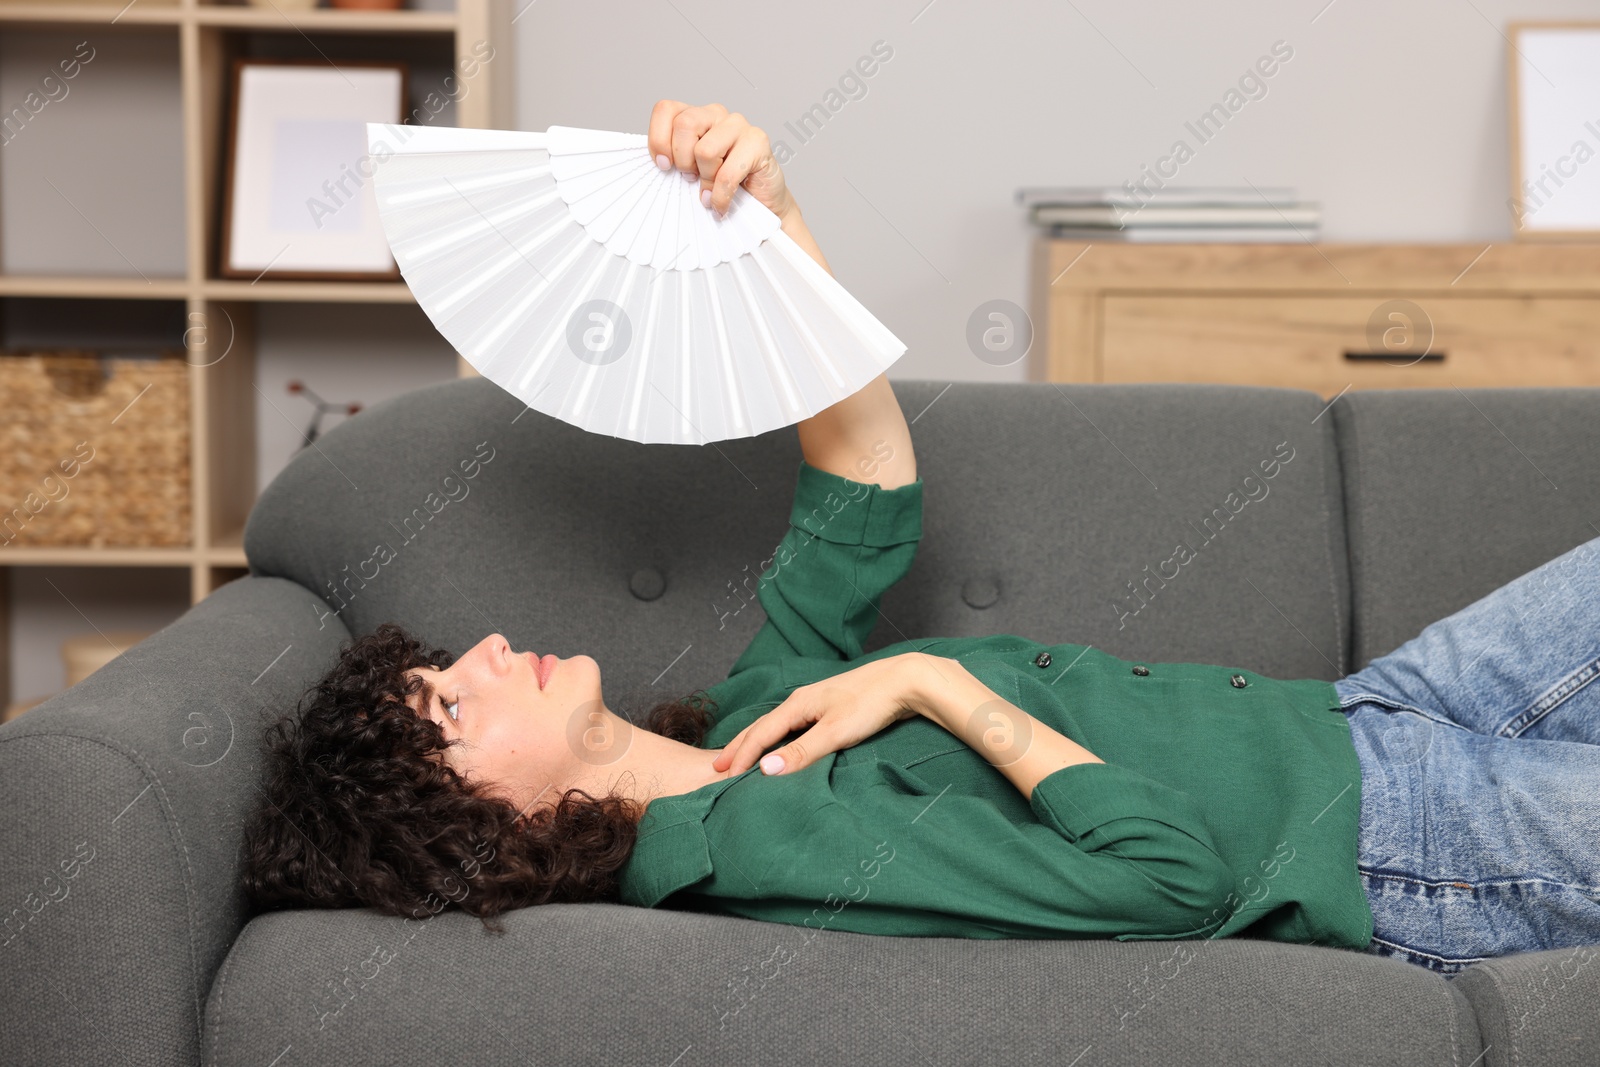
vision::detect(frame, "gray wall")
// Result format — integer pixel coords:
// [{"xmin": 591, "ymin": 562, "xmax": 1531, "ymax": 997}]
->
[{"xmin": 512, "ymin": 0, "xmax": 1600, "ymax": 381}]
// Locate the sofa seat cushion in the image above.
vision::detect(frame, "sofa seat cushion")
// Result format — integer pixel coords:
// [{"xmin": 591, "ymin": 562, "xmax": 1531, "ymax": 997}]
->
[{"xmin": 206, "ymin": 903, "xmax": 1479, "ymax": 1066}]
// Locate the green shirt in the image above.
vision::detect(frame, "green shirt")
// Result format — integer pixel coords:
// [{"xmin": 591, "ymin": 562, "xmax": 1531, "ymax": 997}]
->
[{"xmin": 617, "ymin": 459, "xmax": 1374, "ymax": 949}]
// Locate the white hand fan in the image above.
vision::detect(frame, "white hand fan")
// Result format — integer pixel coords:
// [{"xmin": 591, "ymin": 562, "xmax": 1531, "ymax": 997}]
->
[{"xmin": 365, "ymin": 122, "xmax": 907, "ymax": 445}]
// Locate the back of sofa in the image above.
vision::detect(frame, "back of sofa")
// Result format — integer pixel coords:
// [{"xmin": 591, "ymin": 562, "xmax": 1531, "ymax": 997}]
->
[
  {"xmin": 1333, "ymin": 387, "xmax": 1600, "ymax": 668},
  {"xmin": 243, "ymin": 377, "xmax": 1356, "ymax": 711}
]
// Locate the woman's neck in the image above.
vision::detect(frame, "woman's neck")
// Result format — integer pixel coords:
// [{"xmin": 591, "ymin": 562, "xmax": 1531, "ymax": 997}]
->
[{"xmin": 561, "ymin": 711, "xmax": 741, "ymax": 809}]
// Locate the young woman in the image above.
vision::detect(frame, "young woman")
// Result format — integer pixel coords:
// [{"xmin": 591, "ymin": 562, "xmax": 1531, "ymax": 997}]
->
[{"xmin": 241, "ymin": 101, "xmax": 1600, "ymax": 977}]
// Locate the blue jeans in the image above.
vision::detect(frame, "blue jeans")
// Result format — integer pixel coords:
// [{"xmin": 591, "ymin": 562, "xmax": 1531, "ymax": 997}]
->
[{"xmin": 1334, "ymin": 534, "xmax": 1600, "ymax": 975}]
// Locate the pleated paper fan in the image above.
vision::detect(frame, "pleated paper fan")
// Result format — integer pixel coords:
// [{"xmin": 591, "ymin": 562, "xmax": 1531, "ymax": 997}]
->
[{"xmin": 366, "ymin": 122, "xmax": 907, "ymax": 445}]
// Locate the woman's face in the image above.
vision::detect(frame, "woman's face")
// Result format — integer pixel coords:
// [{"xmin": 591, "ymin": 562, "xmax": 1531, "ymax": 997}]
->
[{"xmin": 402, "ymin": 633, "xmax": 604, "ymax": 807}]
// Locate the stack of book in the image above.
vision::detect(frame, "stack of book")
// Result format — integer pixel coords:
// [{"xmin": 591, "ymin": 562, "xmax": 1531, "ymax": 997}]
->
[{"xmin": 1016, "ymin": 187, "xmax": 1319, "ymax": 242}]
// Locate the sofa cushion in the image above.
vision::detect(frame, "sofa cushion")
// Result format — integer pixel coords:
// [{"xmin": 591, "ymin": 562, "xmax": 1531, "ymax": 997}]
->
[
  {"xmin": 873, "ymin": 381, "xmax": 1351, "ymax": 679},
  {"xmin": 1332, "ymin": 387, "xmax": 1600, "ymax": 668},
  {"xmin": 1451, "ymin": 944, "xmax": 1600, "ymax": 1067},
  {"xmin": 205, "ymin": 903, "xmax": 1479, "ymax": 1066}
]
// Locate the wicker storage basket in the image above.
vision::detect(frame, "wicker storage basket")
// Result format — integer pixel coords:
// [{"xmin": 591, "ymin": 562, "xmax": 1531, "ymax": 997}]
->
[{"xmin": 0, "ymin": 348, "xmax": 191, "ymax": 548}]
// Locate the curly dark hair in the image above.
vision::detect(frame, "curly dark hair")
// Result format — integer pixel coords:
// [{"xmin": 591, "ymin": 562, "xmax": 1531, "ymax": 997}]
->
[{"xmin": 240, "ymin": 621, "xmax": 717, "ymax": 934}]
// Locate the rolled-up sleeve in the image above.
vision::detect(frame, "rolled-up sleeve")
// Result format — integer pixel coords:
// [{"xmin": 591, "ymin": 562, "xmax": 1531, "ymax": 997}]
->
[
  {"xmin": 1027, "ymin": 761, "xmax": 1235, "ymax": 940},
  {"xmin": 726, "ymin": 459, "xmax": 923, "ymax": 676}
]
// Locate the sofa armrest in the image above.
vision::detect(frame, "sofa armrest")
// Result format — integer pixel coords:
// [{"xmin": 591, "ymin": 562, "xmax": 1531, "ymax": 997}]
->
[
  {"xmin": 1452, "ymin": 944, "xmax": 1600, "ymax": 1067},
  {"xmin": 0, "ymin": 576, "xmax": 351, "ymax": 1067}
]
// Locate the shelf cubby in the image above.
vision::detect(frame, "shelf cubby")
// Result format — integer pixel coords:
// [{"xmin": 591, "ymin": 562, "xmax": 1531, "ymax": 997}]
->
[{"xmin": 0, "ymin": 0, "xmax": 511, "ymax": 710}]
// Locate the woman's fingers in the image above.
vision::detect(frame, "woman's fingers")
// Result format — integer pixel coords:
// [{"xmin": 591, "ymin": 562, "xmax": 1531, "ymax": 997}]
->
[
  {"xmin": 722, "ymin": 706, "xmax": 803, "ymax": 776},
  {"xmin": 707, "ymin": 124, "xmax": 772, "ymax": 214},
  {"xmin": 646, "ymin": 99, "xmax": 690, "ymax": 169},
  {"xmin": 717, "ymin": 695, "xmax": 818, "ymax": 776},
  {"xmin": 692, "ymin": 112, "xmax": 749, "ymax": 206},
  {"xmin": 668, "ymin": 102, "xmax": 728, "ymax": 175},
  {"xmin": 758, "ymin": 726, "xmax": 824, "ymax": 776},
  {"xmin": 645, "ymin": 100, "xmax": 790, "ymax": 218},
  {"xmin": 710, "ymin": 723, "xmax": 753, "ymax": 771}
]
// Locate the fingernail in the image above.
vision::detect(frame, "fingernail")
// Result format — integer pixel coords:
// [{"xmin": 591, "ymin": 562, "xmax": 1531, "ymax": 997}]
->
[
  {"xmin": 655, "ymin": 153, "xmax": 670, "ymax": 170},
  {"xmin": 760, "ymin": 753, "xmax": 785, "ymax": 775},
  {"xmin": 700, "ymin": 188, "xmax": 712, "ymax": 209}
]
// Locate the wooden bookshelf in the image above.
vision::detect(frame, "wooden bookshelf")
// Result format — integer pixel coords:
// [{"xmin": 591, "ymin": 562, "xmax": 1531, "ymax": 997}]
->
[{"xmin": 0, "ymin": 0, "xmax": 513, "ymax": 706}]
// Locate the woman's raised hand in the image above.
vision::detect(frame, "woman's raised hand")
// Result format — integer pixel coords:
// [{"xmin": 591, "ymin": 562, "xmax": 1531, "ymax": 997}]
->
[
  {"xmin": 647, "ymin": 100, "xmax": 795, "ymax": 222},
  {"xmin": 711, "ymin": 653, "xmax": 934, "ymax": 777}
]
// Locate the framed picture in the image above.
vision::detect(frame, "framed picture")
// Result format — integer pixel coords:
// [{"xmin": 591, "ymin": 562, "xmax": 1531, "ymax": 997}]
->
[
  {"xmin": 220, "ymin": 58, "xmax": 409, "ymax": 280},
  {"xmin": 1507, "ymin": 22, "xmax": 1600, "ymax": 240}
]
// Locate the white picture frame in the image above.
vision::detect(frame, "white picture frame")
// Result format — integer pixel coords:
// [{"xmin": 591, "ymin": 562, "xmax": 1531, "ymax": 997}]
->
[
  {"xmin": 221, "ymin": 59, "xmax": 408, "ymax": 280},
  {"xmin": 1508, "ymin": 23, "xmax": 1600, "ymax": 240}
]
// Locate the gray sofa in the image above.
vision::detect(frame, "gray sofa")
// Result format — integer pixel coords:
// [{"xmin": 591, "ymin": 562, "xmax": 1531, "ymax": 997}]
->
[{"xmin": 4, "ymin": 376, "xmax": 1598, "ymax": 1066}]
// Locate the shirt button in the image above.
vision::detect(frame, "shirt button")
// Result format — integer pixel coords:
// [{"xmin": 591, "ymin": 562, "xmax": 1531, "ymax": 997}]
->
[
  {"xmin": 1131, "ymin": 665, "xmax": 1150, "ymax": 676},
  {"xmin": 1034, "ymin": 651, "xmax": 1052, "ymax": 668},
  {"xmin": 1231, "ymin": 674, "xmax": 1249, "ymax": 688}
]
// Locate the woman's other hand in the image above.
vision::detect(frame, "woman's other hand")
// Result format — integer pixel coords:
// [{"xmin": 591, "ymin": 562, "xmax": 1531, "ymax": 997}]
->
[
  {"xmin": 711, "ymin": 653, "xmax": 938, "ymax": 777},
  {"xmin": 647, "ymin": 100, "xmax": 795, "ymax": 222}
]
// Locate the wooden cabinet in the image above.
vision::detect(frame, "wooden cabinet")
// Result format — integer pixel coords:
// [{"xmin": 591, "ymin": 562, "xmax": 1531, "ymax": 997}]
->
[{"xmin": 1029, "ymin": 241, "xmax": 1600, "ymax": 394}]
